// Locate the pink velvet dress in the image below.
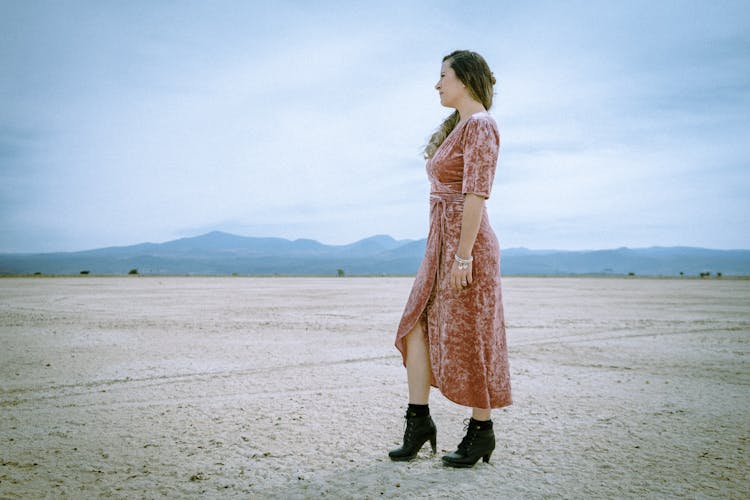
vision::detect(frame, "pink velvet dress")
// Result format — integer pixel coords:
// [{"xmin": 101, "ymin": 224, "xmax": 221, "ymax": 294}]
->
[{"xmin": 395, "ymin": 111, "xmax": 512, "ymax": 409}]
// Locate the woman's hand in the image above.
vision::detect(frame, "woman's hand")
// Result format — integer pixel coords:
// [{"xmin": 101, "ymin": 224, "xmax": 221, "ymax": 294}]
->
[{"xmin": 450, "ymin": 256, "xmax": 473, "ymax": 292}]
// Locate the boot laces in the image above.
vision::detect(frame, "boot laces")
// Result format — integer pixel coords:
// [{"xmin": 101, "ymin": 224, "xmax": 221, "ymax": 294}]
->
[
  {"xmin": 457, "ymin": 418, "xmax": 480, "ymax": 454},
  {"xmin": 403, "ymin": 412, "xmax": 417, "ymax": 439}
]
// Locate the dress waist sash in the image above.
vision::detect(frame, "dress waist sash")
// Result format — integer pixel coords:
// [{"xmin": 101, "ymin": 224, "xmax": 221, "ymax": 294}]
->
[{"xmin": 428, "ymin": 193, "xmax": 465, "ymax": 276}]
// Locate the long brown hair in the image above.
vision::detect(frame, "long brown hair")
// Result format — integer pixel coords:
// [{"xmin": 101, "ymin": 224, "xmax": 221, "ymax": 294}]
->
[{"xmin": 424, "ymin": 50, "xmax": 496, "ymax": 159}]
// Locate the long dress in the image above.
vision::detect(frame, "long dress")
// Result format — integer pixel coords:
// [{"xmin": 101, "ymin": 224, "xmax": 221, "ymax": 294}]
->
[{"xmin": 395, "ymin": 111, "xmax": 512, "ymax": 410}]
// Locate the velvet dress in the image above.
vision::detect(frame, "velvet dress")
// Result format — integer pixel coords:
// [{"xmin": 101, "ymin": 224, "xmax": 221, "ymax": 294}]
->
[{"xmin": 395, "ymin": 111, "xmax": 512, "ymax": 409}]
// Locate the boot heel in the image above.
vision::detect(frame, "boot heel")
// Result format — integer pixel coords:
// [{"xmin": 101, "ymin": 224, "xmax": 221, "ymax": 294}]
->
[
  {"xmin": 389, "ymin": 412, "xmax": 437, "ymax": 462},
  {"xmin": 442, "ymin": 421, "xmax": 496, "ymax": 468}
]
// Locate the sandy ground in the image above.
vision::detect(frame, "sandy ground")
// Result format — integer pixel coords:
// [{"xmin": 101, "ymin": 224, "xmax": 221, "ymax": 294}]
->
[{"xmin": 0, "ymin": 276, "xmax": 748, "ymax": 499}]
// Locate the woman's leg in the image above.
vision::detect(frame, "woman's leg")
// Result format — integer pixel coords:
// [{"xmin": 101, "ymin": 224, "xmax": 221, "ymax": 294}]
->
[
  {"xmin": 389, "ymin": 322, "xmax": 436, "ymax": 461},
  {"xmin": 405, "ymin": 322, "xmax": 431, "ymax": 404},
  {"xmin": 471, "ymin": 408, "xmax": 491, "ymax": 421}
]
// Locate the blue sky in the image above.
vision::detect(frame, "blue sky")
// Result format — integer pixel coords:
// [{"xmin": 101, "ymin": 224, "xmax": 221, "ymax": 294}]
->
[{"xmin": 1, "ymin": 0, "xmax": 748, "ymax": 252}]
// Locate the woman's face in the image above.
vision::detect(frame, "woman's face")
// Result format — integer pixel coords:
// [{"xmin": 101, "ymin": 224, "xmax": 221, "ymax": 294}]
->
[{"xmin": 435, "ymin": 60, "xmax": 466, "ymax": 108}]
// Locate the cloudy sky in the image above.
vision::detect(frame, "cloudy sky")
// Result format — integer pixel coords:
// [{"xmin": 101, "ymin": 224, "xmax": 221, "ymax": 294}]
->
[{"xmin": 1, "ymin": 0, "xmax": 748, "ymax": 253}]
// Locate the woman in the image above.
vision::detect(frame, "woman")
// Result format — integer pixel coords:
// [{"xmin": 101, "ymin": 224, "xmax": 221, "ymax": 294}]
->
[{"xmin": 389, "ymin": 50, "xmax": 512, "ymax": 468}]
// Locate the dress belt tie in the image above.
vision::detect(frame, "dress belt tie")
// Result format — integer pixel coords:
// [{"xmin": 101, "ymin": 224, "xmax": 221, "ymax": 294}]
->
[{"xmin": 428, "ymin": 192, "xmax": 465, "ymax": 288}]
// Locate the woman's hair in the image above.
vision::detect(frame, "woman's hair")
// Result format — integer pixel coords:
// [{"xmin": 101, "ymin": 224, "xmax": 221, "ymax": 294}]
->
[{"xmin": 424, "ymin": 50, "xmax": 496, "ymax": 159}]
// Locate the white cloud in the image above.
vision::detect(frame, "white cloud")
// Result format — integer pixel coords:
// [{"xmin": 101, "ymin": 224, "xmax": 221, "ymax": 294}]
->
[{"xmin": 1, "ymin": 0, "xmax": 749, "ymax": 252}]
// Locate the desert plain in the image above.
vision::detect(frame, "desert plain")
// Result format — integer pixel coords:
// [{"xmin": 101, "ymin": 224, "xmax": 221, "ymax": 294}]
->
[{"xmin": 0, "ymin": 276, "xmax": 748, "ymax": 498}]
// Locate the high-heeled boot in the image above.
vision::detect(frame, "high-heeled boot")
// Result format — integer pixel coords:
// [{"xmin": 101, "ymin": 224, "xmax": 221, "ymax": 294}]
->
[
  {"xmin": 388, "ymin": 410, "xmax": 437, "ymax": 461},
  {"xmin": 442, "ymin": 418, "xmax": 495, "ymax": 468}
]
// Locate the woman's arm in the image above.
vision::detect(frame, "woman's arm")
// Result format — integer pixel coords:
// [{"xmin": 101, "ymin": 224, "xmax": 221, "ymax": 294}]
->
[
  {"xmin": 451, "ymin": 193, "xmax": 484, "ymax": 291},
  {"xmin": 457, "ymin": 193, "xmax": 484, "ymax": 258}
]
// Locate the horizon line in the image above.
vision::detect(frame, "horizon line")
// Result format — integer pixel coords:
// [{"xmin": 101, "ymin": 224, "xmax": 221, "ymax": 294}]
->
[{"xmin": 2, "ymin": 229, "xmax": 750, "ymax": 255}]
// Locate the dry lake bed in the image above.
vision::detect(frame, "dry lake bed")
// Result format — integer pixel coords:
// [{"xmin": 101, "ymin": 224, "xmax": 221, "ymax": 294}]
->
[{"xmin": 1, "ymin": 276, "xmax": 748, "ymax": 498}]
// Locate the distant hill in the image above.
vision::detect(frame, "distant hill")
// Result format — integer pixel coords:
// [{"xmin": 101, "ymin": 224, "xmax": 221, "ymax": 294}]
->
[{"xmin": 1, "ymin": 231, "xmax": 748, "ymax": 276}]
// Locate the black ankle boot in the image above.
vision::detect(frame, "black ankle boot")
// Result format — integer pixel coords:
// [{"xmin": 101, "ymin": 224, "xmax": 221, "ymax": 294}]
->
[
  {"xmin": 388, "ymin": 410, "xmax": 437, "ymax": 461},
  {"xmin": 442, "ymin": 419, "xmax": 495, "ymax": 468}
]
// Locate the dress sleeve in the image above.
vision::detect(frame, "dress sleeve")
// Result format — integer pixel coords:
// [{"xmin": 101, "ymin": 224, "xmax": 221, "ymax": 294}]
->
[{"xmin": 461, "ymin": 117, "xmax": 500, "ymax": 199}]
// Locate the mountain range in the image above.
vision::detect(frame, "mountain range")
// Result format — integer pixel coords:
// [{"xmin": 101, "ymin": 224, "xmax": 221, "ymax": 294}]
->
[{"xmin": 1, "ymin": 231, "xmax": 749, "ymax": 276}]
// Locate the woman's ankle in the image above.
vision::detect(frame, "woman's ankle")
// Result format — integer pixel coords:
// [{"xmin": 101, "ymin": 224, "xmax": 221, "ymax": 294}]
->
[
  {"xmin": 471, "ymin": 409, "xmax": 491, "ymax": 421},
  {"xmin": 407, "ymin": 403, "xmax": 430, "ymax": 417}
]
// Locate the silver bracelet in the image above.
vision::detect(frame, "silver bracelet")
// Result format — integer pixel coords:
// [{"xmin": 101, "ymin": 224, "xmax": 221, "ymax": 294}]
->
[
  {"xmin": 454, "ymin": 254, "xmax": 473, "ymax": 270},
  {"xmin": 454, "ymin": 254, "xmax": 473, "ymax": 264}
]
